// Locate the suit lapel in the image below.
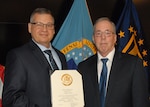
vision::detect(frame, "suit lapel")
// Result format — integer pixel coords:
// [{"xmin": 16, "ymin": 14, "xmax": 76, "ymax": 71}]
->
[
  {"xmin": 28, "ymin": 40, "xmax": 50, "ymax": 72},
  {"xmin": 105, "ymin": 51, "xmax": 122, "ymax": 104},
  {"xmin": 90, "ymin": 55, "xmax": 100, "ymax": 93}
]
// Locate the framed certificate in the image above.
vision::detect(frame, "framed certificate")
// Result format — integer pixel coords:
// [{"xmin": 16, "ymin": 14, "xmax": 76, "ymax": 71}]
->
[{"xmin": 51, "ymin": 70, "xmax": 84, "ymax": 107}]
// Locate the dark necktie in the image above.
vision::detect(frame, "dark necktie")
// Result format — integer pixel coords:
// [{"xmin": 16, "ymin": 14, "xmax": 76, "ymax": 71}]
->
[
  {"xmin": 99, "ymin": 58, "xmax": 108, "ymax": 107},
  {"xmin": 44, "ymin": 50, "xmax": 59, "ymax": 71}
]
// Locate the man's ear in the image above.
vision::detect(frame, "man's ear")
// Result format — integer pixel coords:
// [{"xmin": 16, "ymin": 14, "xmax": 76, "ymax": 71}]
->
[{"xmin": 28, "ymin": 23, "xmax": 31, "ymax": 33}]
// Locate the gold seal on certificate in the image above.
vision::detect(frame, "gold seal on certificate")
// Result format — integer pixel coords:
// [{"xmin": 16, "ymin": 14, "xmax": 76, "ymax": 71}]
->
[
  {"xmin": 51, "ymin": 70, "xmax": 84, "ymax": 107},
  {"xmin": 61, "ymin": 74, "xmax": 73, "ymax": 86}
]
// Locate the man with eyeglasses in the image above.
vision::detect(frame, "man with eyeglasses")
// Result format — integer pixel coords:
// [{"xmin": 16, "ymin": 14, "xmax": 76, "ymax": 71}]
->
[
  {"xmin": 78, "ymin": 17, "xmax": 150, "ymax": 107},
  {"xmin": 2, "ymin": 8, "xmax": 68, "ymax": 107}
]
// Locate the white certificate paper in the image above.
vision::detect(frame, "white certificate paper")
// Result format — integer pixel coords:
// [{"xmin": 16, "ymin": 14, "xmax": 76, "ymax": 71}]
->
[{"xmin": 51, "ymin": 70, "xmax": 84, "ymax": 107}]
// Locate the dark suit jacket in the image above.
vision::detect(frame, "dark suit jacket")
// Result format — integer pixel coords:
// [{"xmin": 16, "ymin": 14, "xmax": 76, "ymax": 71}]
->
[
  {"xmin": 78, "ymin": 51, "xmax": 149, "ymax": 107},
  {"xmin": 2, "ymin": 40, "xmax": 68, "ymax": 107}
]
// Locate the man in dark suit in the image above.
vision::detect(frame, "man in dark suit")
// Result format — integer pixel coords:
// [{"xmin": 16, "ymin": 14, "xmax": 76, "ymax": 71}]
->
[
  {"xmin": 2, "ymin": 8, "xmax": 67, "ymax": 107},
  {"xmin": 78, "ymin": 17, "xmax": 150, "ymax": 107}
]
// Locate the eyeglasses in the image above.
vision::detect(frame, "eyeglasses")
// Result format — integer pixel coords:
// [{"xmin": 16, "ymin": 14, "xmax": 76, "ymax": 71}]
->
[
  {"xmin": 30, "ymin": 22, "xmax": 54, "ymax": 30},
  {"xmin": 94, "ymin": 30, "xmax": 114, "ymax": 37}
]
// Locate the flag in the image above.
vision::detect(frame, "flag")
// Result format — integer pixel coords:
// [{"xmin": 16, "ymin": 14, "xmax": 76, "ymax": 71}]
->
[
  {"xmin": 116, "ymin": 0, "xmax": 150, "ymax": 96},
  {"xmin": 52, "ymin": 0, "xmax": 96, "ymax": 69},
  {"xmin": 0, "ymin": 64, "xmax": 4, "ymax": 107}
]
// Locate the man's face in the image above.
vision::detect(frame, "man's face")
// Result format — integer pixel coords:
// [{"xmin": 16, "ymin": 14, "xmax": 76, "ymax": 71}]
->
[
  {"xmin": 28, "ymin": 13, "xmax": 55, "ymax": 48},
  {"xmin": 93, "ymin": 20, "xmax": 117, "ymax": 57}
]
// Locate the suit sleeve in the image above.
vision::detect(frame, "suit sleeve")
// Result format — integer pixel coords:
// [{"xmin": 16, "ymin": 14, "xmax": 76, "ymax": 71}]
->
[
  {"xmin": 132, "ymin": 58, "xmax": 150, "ymax": 107},
  {"xmin": 2, "ymin": 50, "xmax": 39, "ymax": 107}
]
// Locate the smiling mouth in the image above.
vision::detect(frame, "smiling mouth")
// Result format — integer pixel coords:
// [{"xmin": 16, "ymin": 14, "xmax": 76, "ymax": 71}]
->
[{"xmin": 40, "ymin": 34, "xmax": 48, "ymax": 36}]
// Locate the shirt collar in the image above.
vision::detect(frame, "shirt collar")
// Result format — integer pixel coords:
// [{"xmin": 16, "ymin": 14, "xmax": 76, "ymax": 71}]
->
[{"xmin": 32, "ymin": 39, "xmax": 53, "ymax": 52}]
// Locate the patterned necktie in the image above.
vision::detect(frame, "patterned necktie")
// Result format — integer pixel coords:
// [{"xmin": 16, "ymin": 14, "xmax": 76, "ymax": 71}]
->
[
  {"xmin": 44, "ymin": 50, "xmax": 59, "ymax": 71},
  {"xmin": 99, "ymin": 58, "xmax": 108, "ymax": 107}
]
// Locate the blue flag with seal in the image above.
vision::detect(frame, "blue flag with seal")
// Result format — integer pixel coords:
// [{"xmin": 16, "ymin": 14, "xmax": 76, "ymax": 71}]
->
[
  {"xmin": 116, "ymin": 0, "xmax": 150, "ymax": 95},
  {"xmin": 52, "ymin": 0, "xmax": 96, "ymax": 69}
]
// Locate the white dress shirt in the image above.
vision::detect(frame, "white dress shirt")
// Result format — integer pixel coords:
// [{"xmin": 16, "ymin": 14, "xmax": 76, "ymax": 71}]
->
[
  {"xmin": 32, "ymin": 39, "xmax": 62, "ymax": 69},
  {"xmin": 97, "ymin": 48, "xmax": 115, "ymax": 89}
]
